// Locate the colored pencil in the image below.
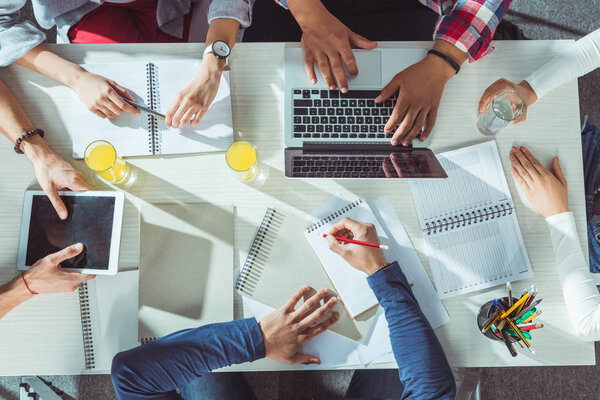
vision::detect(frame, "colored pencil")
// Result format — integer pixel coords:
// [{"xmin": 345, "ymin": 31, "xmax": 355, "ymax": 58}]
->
[{"xmin": 322, "ymin": 234, "xmax": 389, "ymax": 249}]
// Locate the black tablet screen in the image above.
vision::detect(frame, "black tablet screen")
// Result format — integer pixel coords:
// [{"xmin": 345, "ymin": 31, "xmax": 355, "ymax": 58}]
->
[{"xmin": 26, "ymin": 195, "xmax": 115, "ymax": 270}]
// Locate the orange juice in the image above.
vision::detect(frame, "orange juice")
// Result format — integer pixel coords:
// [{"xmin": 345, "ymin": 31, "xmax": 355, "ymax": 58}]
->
[
  {"xmin": 226, "ymin": 141, "xmax": 257, "ymax": 182},
  {"xmin": 84, "ymin": 141, "xmax": 129, "ymax": 183}
]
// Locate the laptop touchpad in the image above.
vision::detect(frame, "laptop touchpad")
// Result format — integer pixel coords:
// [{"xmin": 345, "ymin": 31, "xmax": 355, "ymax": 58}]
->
[{"xmin": 314, "ymin": 50, "xmax": 382, "ymax": 88}]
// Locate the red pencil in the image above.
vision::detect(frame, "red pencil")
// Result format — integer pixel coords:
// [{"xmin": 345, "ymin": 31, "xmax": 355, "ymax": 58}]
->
[
  {"xmin": 518, "ymin": 323, "xmax": 543, "ymax": 332},
  {"xmin": 322, "ymin": 234, "xmax": 389, "ymax": 249}
]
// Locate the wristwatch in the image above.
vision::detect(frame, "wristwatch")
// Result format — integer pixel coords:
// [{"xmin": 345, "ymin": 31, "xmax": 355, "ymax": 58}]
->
[{"xmin": 203, "ymin": 40, "xmax": 231, "ymax": 71}]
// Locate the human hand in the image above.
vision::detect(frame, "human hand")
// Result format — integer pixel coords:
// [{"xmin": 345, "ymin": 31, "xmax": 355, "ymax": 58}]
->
[
  {"xmin": 381, "ymin": 153, "xmax": 405, "ymax": 178},
  {"xmin": 23, "ymin": 136, "xmax": 91, "ymax": 220},
  {"xmin": 23, "ymin": 243, "xmax": 96, "ymax": 294},
  {"xmin": 259, "ymin": 286, "xmax": 339, "ymax": 365},
  {"xmin": 289, "ymin": 0, "xmax": 376, "ymax": 92},
  {"xmin": 71, "ymin": 71, "xmax": 139, "ymax": 119},
  {"xmin": 326, "ymin": 218, "xmax": 387, "ymax": 275},
  {"xmin": 165, "ymin": 58, "xmax": 222, "ymax": 128},
  {"xmin": 510, "ymin": 146, "xmax": 569, "ymax": 218},
  {"xmin": 479, "ymin": 79, "xmax": 537, "ymax": 123}
]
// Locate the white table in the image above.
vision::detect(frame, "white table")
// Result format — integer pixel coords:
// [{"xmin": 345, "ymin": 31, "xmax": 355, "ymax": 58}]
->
[{"xmin": 0, "ymin": 41, "xmax": 594, "ymax": 375}]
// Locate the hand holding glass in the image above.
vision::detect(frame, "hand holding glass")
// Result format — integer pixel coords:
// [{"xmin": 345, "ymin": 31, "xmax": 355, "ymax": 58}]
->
[{"xmin": 477, "ymin": 90, "xmax": 524, "ymax": 136}]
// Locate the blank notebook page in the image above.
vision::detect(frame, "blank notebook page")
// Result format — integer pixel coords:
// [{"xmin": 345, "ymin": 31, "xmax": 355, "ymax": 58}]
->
[
  {"xmin": 71, "ymin": 62, "xmax": 152, "ymax": 158},
  {"xmin": 154, "ymin": 59, "xmax": 233, "ymax": 155},
  {"xmin": 304, "ymin": 199, "xmax": 404, "ymax": 318}
]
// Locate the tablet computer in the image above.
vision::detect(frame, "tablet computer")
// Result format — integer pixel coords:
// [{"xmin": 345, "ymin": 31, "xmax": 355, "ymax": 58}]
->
[{"xmin": 17, "ymin": 190, "xmax": 125, "ymax": 275}]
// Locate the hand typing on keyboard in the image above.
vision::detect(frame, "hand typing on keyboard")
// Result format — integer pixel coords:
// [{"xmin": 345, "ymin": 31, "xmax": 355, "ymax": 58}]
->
[
  {"xmin": 287, "ymin": 0, "xmax": 377, "ymax": 93},
  {"xmin": 375, "ymin": 40, "xmax": 468, "ymax": 147}
]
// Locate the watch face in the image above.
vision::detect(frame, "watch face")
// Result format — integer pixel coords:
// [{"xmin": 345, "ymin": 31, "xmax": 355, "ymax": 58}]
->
[{"xmin": 213, "ymin": 41, "xmax": 230, "ymax": 58}]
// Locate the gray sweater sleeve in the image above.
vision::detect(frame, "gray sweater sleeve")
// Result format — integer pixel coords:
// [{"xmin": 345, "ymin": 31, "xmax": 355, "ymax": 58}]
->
[
  {"xmin": 207, "ymin": 0, "xmax": 256, "ymax": 29},
  {"xmin": 0, "ymin": 0, "xmax": 46, "ymax": 67}
]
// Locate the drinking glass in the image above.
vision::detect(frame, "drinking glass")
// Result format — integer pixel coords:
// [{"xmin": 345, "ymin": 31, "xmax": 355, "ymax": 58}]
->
[
  {"xmin": 84, "ymin": 140, "xmax": 130, "ymax": 184},
  {"xmin": 226, "ymin": 141, "xmax": 259, "ymax": 182},
  {"xmin": 477, "ymin": 90, "xmax": 524, "ymax": 136}
]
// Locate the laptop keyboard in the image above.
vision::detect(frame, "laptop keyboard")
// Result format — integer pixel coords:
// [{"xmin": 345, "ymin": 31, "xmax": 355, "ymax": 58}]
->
[
  {"xmin": 292, "ymin": 89, "xmax": 397, "ymax": 141},
  {"xmin": 290, "ymin": 154, "xmax": 389, "ymax": 178}
]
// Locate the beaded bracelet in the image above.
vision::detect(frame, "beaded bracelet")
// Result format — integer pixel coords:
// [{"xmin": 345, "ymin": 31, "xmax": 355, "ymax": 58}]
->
[
  {"xmin": 14, "ymin": 128, "xmax": 45, "ymax": 154},
  {"xmin": 21, "ymin": 272, "xmax": 39, "ymax": 295}
]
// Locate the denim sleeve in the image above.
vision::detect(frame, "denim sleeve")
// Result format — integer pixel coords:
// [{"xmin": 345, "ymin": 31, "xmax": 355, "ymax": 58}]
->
[
  {"xmin": 367, "ymin": 262, "xmax": 456, "ymax": 400},
  {"xmin": 207, "ymin": 0, "xmax": 257, "ymax": 29},
  {"xmin": 111, "ymin": 318, "xmax": 266, "ymax": 400},
  {"xmin": 0, "ymin": 0, "xmax": 46, "ymax": 67}
]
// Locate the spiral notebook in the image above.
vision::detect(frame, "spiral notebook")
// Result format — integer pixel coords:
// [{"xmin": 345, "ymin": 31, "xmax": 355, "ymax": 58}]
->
[
  {"xmin": 138, "ymin": 203, "xmax": 234, "ymax": 343},
  {"xmin": 236, "ymin": 209, "xmax": 380, "ymax": 343},
  {"xmin": 409, "ymin": 141, "xmax": 533, "ymax": 298},
  {"xmin": 71, "ymin": 59, "xmax": 233, "ymax": 158}
]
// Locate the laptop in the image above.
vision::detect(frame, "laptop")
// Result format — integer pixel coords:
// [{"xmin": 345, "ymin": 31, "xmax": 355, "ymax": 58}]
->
[{"xmin": 283, "ymin": 47, "xmax": 447, "ymax": 179}]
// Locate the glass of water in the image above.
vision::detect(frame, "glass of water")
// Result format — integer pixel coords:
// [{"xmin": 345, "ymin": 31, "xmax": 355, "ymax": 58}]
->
[{"xmin": 477, "ymin": 90, "xmax": 524, "ymax": 136}]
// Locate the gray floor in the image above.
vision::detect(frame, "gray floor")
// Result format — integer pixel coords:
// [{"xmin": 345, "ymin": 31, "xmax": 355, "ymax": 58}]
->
[{"xmin": 2, "ymin": 1, "xmax": 600, "ymax": 399}]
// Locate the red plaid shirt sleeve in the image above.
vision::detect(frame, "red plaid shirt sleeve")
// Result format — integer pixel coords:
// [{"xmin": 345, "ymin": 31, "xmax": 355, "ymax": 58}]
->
[{"xmin": 434, "ymin": 0, "xmax": 513, "ymax": 62}]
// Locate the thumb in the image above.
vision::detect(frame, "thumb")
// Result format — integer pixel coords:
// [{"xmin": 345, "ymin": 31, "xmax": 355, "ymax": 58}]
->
[
  {"xmin": 552, "ymin": 156, "xmax": 567, "ymax": 186},
  {"xmin": 46, "ymin": 189, "xmax": 68, "ymax": 220},
  {"xmin": 326, "ymin": 234, "xmax": 344, "ymax": 255},
  {"xmin": 51, "ymin": 243, "xmax": 85, "ymax": 264},
  {"xmin": 109, "ymin": 80, "xmax": 134, "ymax": 101},
  {"xmin": 293, "ymin": 353, "xmax": 320, "ymax": 365},
  {"xmin": 375, "ymin": 80, "xmax": 397, "ymax": 103},
  {"xmin": 349, "ymin": 32, "xmax": 377, "ymax": 50}
]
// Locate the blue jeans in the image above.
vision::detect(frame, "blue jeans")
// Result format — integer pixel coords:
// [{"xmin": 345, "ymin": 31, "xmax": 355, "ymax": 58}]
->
[
  {"xmin": 582, "ymin": 117, "xmax": 600, "ymax": 273},
  {"xmin": 179, "ymin": 369, "xmax": 404, "ymax": 400}
]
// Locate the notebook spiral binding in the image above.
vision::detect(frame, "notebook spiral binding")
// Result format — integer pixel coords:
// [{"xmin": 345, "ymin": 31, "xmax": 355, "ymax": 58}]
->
[
  {"xmin": 235, "ymin": 208, "xmax": 278, "ymax": 296},
  {"xmin": 424, "ymin": 201, "xmax": 513, "ymax": 235},
  {"xmin": 78, "ymin": 282, "xmax": 95, "ymax": 370},
  {"xmin": 146, "ymin": 62, "xmax": 160, "ymax": 155},
  {"xmin": 305, "ymin": 199, "xmax": 363, "ymax": 233},
  {"xmin": 140, "ymin": 337, "xmax": 158, "ymax": 345}
]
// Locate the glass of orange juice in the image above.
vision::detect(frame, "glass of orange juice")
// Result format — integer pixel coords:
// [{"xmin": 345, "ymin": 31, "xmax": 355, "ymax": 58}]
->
[
  {"xmin": 84, "ymin": 140, "xmax": 130, "ymax": 184},
  {"xmin": 226, "ymin": 141, "xmax": 258, "ymax": 182}
]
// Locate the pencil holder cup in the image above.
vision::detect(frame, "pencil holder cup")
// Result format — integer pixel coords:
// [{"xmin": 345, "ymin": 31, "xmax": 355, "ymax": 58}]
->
[{"xmin": 477, "ymin": 297, "xmax": 521, "ymax": 342}]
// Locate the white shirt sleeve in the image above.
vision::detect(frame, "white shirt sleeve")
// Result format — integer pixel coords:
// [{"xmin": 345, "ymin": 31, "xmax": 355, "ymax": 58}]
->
[
  {"xmin": 546, "ymin": 212, "xmax": 600, "ymax": 341},
  {"xmin": 525, "ymin": 28, "xmax": 600, "ymax": 100}
]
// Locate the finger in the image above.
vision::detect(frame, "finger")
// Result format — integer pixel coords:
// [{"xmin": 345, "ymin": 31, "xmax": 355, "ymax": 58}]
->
[
  {"xmin": 46, "ymin": 189, "xmax": 68, "ymax": 220},
  {"xmin": 102, "ymin": 100, "xmax": 122, "ymax": 117},
  {"xmin": 511, "ymin": 166, "xmax": 530, "ymax": 191},
  {"xmin": 552, "ymin": 156, "xmax": 567, "ymax": 186},
  {"xmin": 293, "ymin": 288, "xmax": 331, "ymax": 320},
  {"xmin": 50, "ymin": 243, "xmax": 85, "ymax": 264},
  {"xmin": 478, "ymin": 79, "xmax": 506, "ymax": 113},
  {"xmin": 283, "ymin": 285, "xmax": 311, "ymax": 313},
  {"xmin": 513, "ymin": 146, "xmax": 540, "ymax": 179},
  {"xmin": 520, "ymin": 146, "xmax": 546, "ymax": 175},
  {"xmin": 304, "ymin": 53, "xmax": 317, "ymax": 85},
  {"xmin": 328, "ymin": 53, "xmax": 348, "ymax": 93},
  {"xmin": 390, "ymin": 153, "xmax": 403, "ymax": 177},
  {"xmin": 301, "ymin": 312, "xmax": 340, "ymax": 342},
  {"xmin": 340, "ymin": 48, "xmax": 358, "ymax": 76},
  {"xmin": 171, "ymin": 104, "xmax": 189, "ymax": 129},
  {"xmin": 391, "ymin": 108, "xmax": 418, "ymax": 147},
  {"xmin": 190, "ymin": 107, "xmax": 208, "ymax": 127},
  {"xmin": 316, "ymin": 55, "xmax": 336, "ymax": 90},
  {"xmin": 297, "ymin": 296, "xmax": 338, "ymax": 329},
  {"xmin": 509, "ymin": 150, "xmax": 534, "ymax": 186},
  {"xmin": 292, "ymin": 353, "xmax": 320, "ymax": 365},
  {"xmin": 384, "ymin": 100, "xmax": 408, "ymax": 137},
  {"xmin": 403, "ymin": 110, "xmax": 426, "ymax": 147},
  {"xmin": 514, "ymin": 109, "xmax": 527, "ymax": 124},
  {"xmin": 178, "ymin": 108, "xmax": 197, "ymax": 129},
  {"xmin": 98, "ymin": 105, "xmax": 116, "ymax": 119},
  {"xmin": 109, "ymin": 80, "xmax": 135, "ymax": 101},
  {"xmin": 108, "ymin": 91, "xmax": 139, "ymax": 115},
  {"xmin": 330, "ymin": 217, "xmax": 363, "ymax": 236},
  {"xmin": 382, "ymin": 159, "xmax": 393, "ymax": 178},
  {"xmin": 421, "ymin": 107, "xmax": 438, "ymax": 140},
  {"xmin": 326, "ymin": 234, "xmax": 345, "ymax": 255},
  {"xmin": 349, "ymin": 31, "xmax": 377, "ymax": 50},
  {"xmin": 90, "ymin": 108, "xmax": 107, "ymax": 119},
  {"xmin": 375, "ymin": 80, "xmax": 398, "ymax": 103},
  {"xmin": 59, "ymin": 271, "xmax": 96, "ymax": 282}
]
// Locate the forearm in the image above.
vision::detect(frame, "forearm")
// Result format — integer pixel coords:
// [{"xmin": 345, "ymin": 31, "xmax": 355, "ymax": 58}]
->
[
  {"xmin": 525, "ymin": 28, "xmax": 600, "ymax": 100},
  {"xmin": 15, "ymin": 44, "xmax": 86, "ymax": 89},
  {"xmin": 287, "ymin": 0, "xmax": 327, "ymax": 29},
  {"xmin": 111, "ymin": 318, "xmax": 266, "ymax": 400},
  {"xmin": 0, "ymin": 276, "xmax": 33, "ymax": 320},
  {"xmin": 546, "ymin": 212, "xmax": 600, "ymax": 341},
  {"xmin": 367, "ymin": 262, "xmax": 455, "ymax": 400}
]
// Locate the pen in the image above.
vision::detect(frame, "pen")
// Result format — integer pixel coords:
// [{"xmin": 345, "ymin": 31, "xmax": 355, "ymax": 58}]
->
[
  {"xmin": 515, "ymin": 308, "xmax": 537, "ymax": 324},
  {"xmin": 521, "ymin": 310, "xmax": 541, "ymax": 324},
  {"xmin": 481, "ymin": 309, "xmax": 503, "ymax": 333},
  {"xmin": 500, "ymin": 290, "xmax": 531, "ymax": 320},
  {"xmin": 517, "ymin": 322, "xmax": 538, "ymax": 328},
  {"xmin": 523, "ymin": 286, "xmax": 538, "ymax": 309},
  {"xmin": 507, "ymin": 282, "xmax": 513, "ymax": 307},
  {"xmin": 500, "ymin": 328, "xmax": 517, "ymax": 357},
  {"xmin": 506, "ymin": 317, "xmax": 535, "ymax": 354},
  {"xmin": 518, "ymin": 323, "xmax": 543, "ymax": 332},
  {"xmin": 122, "ymin": 98, "xmax": 166, "ymax": 120},
  {"xmin": 322, "ymin": 234, "xmax": 389, "ymax": 249},
  {"xmin": 514, "ymin": 298, "xmax": 543, "ymax": 320}
]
